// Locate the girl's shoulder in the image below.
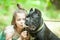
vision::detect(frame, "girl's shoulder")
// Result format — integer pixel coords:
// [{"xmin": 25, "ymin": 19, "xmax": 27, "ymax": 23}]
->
[{"xmin": 4, "ymin": 25, "xmax": 15, "ymax": 34}]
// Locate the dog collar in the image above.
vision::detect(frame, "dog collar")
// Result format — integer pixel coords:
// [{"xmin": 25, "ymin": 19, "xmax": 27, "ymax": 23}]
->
[
  {"xmin": 30, "ymin": 24, "xmax": 44, "ymax": 39},
  {"xmin": 36, "ymin": 23, "xmax": 44, "ymax": 32},
  {"xmin": 30, "ymin": 36, "xmax": 35, "ymax": 40}
]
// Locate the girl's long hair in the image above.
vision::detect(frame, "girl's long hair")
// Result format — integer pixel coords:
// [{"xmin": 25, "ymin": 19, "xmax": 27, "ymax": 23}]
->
[{"xmin": 11, "ymin": 4, "xmax": 27, "ymax": 26}]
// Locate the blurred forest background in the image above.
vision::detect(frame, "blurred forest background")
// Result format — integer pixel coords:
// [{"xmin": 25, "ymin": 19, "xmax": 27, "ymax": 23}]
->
[{"xmin": 0, "ymin": 0, "xmax": 60, "ymax": 32}]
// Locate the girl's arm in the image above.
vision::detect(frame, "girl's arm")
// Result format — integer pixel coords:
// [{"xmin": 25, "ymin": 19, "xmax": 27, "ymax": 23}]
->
[
  {"xmin": 5, "ymin": 26, "xmax": 14, "ymax": 40},
  {"xmin": 6, "ymin": 33, "xmax": 13, "ymax": 40}
]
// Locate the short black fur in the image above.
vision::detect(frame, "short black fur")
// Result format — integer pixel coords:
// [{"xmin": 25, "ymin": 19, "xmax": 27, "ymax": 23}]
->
[{"xmin": 25, "ymin": 8, "xmax": 60, "ymax": 40}]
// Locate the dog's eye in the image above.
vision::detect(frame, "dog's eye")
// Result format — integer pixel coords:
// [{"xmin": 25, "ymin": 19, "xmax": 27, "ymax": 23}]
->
[
  {"xmin": 26, "ymin": 14, "xmax": 30, "ymax": 17},
  {"xmin": 32, "ymin": 16, "xmax": 33, "ymax": 18}
]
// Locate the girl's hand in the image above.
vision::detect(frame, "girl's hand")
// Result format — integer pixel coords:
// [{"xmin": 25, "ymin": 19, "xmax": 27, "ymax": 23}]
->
[{"xmin": 20, "ymin": 31, "xmax": 30, "ymax": 40}]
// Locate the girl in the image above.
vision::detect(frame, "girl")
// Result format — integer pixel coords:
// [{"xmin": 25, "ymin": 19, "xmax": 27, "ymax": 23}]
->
[{"xmin": 0, "ymin": 4, "xmax": 30, "ymax": 40}]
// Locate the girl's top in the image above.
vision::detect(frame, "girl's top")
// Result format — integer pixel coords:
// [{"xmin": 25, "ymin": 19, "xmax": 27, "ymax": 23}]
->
[{"xmin": 0, "ymin": 25, "xmax": 20, "ymax": 40}]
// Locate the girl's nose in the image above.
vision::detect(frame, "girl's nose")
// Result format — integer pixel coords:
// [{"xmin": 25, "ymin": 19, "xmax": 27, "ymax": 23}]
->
[
  {"xmin": 20, "ymin": 20, "xmax": 24, "ymax": 23},
  {"xmin": 20, "ymin": 20, "xmax": 25, "ymax": 26}
]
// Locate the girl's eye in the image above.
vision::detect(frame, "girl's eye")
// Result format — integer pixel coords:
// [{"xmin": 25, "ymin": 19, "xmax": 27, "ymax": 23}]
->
[
  {"xmin": 23, "ymin": 18, "xmax": 25, "ymax": 20},
  {"xmin": 17, "ymin": 19, "xmax": 21, "ymax": 21}
]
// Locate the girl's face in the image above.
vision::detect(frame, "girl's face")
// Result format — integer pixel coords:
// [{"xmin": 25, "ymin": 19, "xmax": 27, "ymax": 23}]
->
[{"xmin": 15, "ymin": 13, "xmax": 26, "ymax": 29}]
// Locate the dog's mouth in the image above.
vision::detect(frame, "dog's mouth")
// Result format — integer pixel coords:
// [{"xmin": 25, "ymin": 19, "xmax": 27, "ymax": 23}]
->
[
  {"xmin": 29, "ymin": 25, "xmax": 36, "ymax": 30},
  {"xmin": 24, "ymin": 23, "xmax": 37, "ymax": 33}
]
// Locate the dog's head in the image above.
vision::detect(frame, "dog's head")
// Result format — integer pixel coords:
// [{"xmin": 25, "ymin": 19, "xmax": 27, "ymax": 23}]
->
[{"xmin": 25, "ymin": 8, "xmax": 42, "ymax": 33}]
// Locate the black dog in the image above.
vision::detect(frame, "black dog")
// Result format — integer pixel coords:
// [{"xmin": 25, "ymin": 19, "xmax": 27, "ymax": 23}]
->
[{"xmin": 25, "ymin": 8, "xmax": 60, "ymax": 40}]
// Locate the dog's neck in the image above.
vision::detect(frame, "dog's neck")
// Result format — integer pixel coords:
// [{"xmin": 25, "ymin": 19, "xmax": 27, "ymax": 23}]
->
[
  {"xmin": 30, "ymin": 18, "xmax": 44, "ymax": 37},
  {"xmin": 34, "ymin": 18, "xmax": 43, "ymax": 33},
  {"xmin": 36, "ymin": 18, "xmax": 43, "ymax": 31}
]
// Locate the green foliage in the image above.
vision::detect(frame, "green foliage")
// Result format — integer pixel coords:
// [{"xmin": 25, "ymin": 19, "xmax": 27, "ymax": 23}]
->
[{"xmin": 0, "ymin": 0, "xmax": 60, "ymax": 31}]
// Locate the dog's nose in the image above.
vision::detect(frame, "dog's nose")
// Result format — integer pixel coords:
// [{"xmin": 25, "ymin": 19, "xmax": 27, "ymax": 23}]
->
[
  {"xmin": 25, "ymin": 22, "xmax": 28, "ymax": 26},
  {"xmin": 25, "ymin": 20, "xmax": 28, "ymax": 26}
]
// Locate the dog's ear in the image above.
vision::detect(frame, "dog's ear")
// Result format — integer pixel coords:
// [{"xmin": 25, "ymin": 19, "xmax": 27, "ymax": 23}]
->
[
  {"xmin": 35, "ymin": 8, "xmax": 39, "ymax": 13},
  {"xmin": 35, "ymin": 8, "xmax": 41, "ymax": 14},
  {"xmin": 29, "ymin": 8, "xmax": 33, "ymax": 14},
  {"xmin": 30, "ymin": 8, "xmax": 33, "ymax": 12}
]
